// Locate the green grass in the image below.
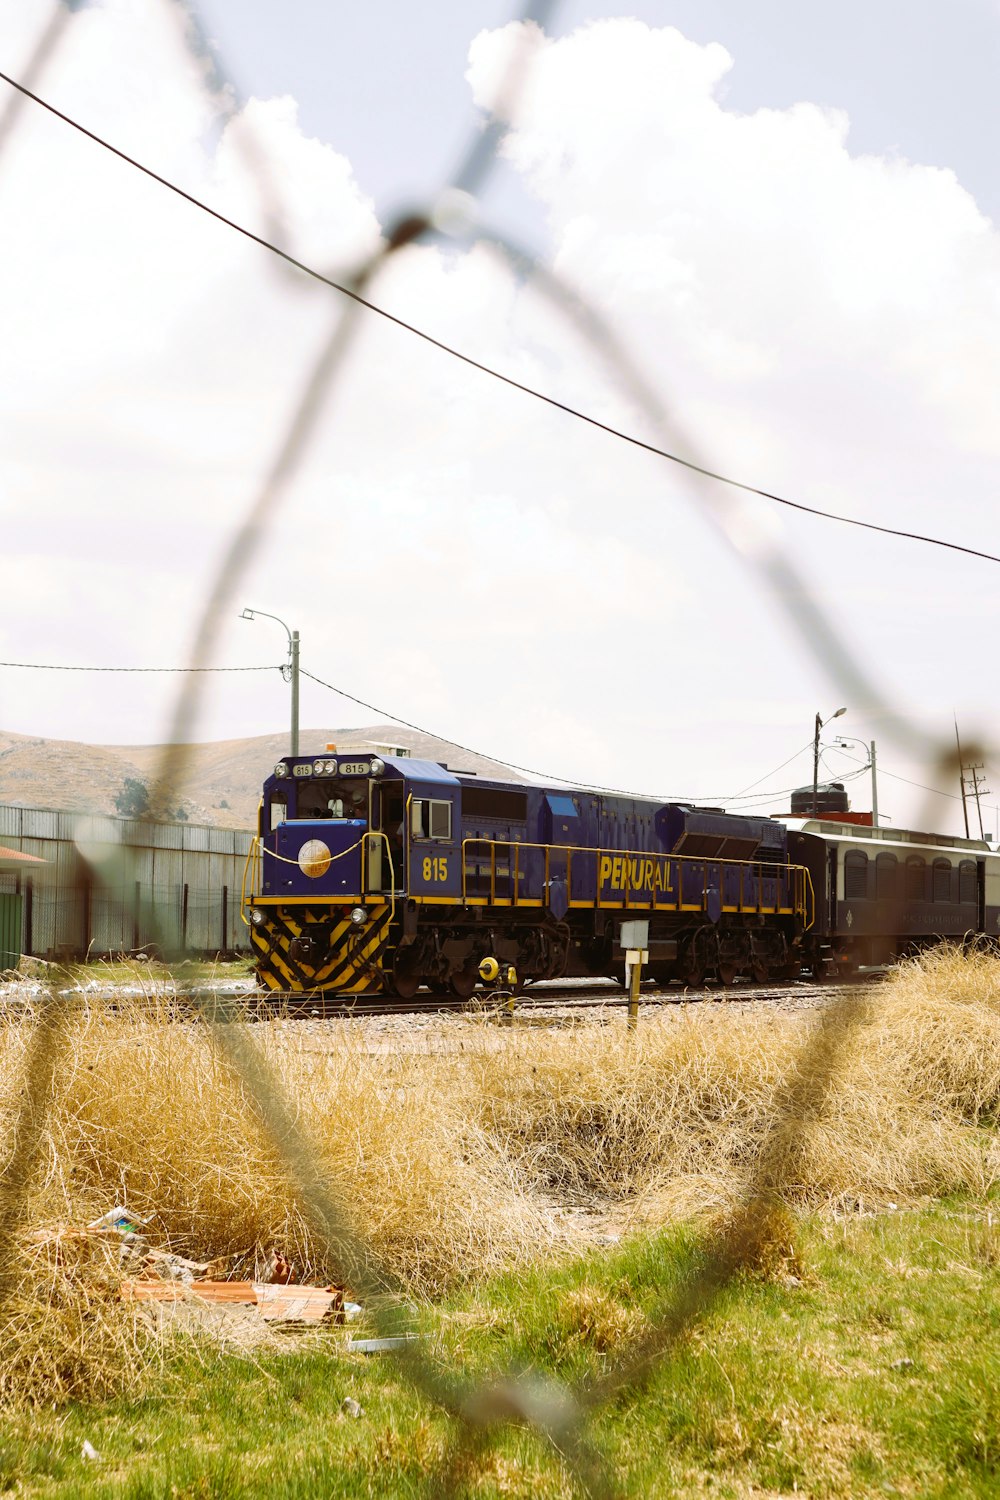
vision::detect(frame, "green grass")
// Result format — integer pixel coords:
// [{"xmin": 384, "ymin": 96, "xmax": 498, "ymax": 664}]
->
[{"xmin": 1, "ymin": 1201, "xmax": 996, "ymax": 1499}]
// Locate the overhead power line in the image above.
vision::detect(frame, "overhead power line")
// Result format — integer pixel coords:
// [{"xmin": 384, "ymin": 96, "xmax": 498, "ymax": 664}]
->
[
  {"xmin": 0, "ymin": 663, "xmax": 281, "ymax": 675},
  {"xmin": 3, "ymin": 69, "xmax": 1000, "ymax": 570},
  {"xmin": 301, "ymin": 665, "xmax": 827, "ymax": 807}
]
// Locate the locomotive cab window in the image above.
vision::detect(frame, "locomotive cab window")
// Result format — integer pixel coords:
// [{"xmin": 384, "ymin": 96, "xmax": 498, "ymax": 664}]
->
[
  {"xmin": 844, "ymin": 850, "xmax": 868, "ymax": 899},
  {"xmin": 268, "ymin": 794, "xmax": 287, "ymax": 833},
  {"xmin": 411, "ymin": 798, "xmax": 452, "ymax": 840}
]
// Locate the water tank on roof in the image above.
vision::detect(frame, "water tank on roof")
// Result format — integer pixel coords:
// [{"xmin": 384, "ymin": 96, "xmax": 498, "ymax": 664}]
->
[{"xmin": 790, "ymin": 782, "xmax": 850, "ymax": 817}]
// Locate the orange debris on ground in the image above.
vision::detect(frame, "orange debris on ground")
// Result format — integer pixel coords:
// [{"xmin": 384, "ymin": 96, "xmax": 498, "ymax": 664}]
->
[{"xmin": 123, "ymin": 1280, "xmax": 345, "ymax": 1325}]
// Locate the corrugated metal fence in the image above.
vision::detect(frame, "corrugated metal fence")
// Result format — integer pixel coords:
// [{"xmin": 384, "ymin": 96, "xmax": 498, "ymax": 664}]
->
[{"xmin": 0, "ymin": 805, "xmax": 253, "ymax": 960}]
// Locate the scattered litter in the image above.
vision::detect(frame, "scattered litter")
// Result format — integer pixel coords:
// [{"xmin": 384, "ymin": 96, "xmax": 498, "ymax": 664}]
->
[
  {"xmin": 124, "ymin": 1279, "xmax": 346, "ymax": 1326},
  {"xmin": 87, "ymin": 1205, "xmax": 148, "ymax": 1233},
  {"xmin": 268, "ymin": 1250, "xmax": 296, "ymax": 1284},
  {"xmin": 81, "ymin": 1440, "xmax": 101, "ymax": 1462},
  {"xmin": 340, "ymin": 1397, "xmax": 364, "ymax": 1418},
  {"xmin": 347, "ymin": 1334, "xmax": 424, "ymax": 1354},
  {"xmin": 890, "ymin": 1357, "xmax": 915, "ymax": 1371},
  {"xmin": 24, "ymin": 1207, "xmax": 148, "ymax": 1249},
  {"xmin": 25, "ymin": 1207, "xmax": 353, "ymax": 1336}
]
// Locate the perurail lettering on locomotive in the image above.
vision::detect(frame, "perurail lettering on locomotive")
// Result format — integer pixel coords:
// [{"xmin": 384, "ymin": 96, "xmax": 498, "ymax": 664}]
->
[{"xmin": 599, "ymin": 854, "xmax": 671, "ymax": 894}]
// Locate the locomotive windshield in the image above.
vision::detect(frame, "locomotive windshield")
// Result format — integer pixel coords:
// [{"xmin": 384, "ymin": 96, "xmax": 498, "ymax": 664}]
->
[
  {"xmin": 286, "ymin": 778, "xmax": 369, "ymax": 821},
  {"xmin": 297, "ymin": 778, "xmax": 369, "ymax": 819}
]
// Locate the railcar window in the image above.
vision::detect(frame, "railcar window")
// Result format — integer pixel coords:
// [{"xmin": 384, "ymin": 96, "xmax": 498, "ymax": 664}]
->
[
  {"xmin": 268, "ymin": 794, "xmax": 287, "ymax": 833},
  {"xmin": 905, "ymin": 857, "xmax": 925, "ymax": 900},
  {"xmin": 932, "ymin": 859, "xmax": 952, "ymax": 902},
  {"xmin": 844, "ymin": 851, "xmax": 868, "ymax": 899},
  {"xmin": 410, "ymin": 798, "xmax": 452, "ymax": 840},
  {"xmin": 959, "ymin": 860, "xmax": 977, "ymax": 904},
  {"xmin": 875, "ymin": 853, "xmax": 897, "ymax": 900}
]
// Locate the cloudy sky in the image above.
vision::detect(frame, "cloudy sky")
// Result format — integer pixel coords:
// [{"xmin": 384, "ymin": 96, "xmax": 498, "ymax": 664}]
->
[{"xmin": 2, "ymin": 0, "xmax": 999, "ymax": 835}]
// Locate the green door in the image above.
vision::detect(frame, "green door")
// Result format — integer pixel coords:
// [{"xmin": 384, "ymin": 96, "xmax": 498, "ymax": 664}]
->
[{"xmin": 0, "ymin": 893, "xmax": 22, "ymax": 971}]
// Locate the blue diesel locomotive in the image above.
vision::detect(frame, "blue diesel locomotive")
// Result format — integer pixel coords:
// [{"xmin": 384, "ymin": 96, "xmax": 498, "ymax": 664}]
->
[{"xmin": 242, "ymin": 751, "xmax": 812, "ymax": 996}]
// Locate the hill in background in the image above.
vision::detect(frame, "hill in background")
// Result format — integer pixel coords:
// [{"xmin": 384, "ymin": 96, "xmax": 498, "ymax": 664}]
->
[{"xmin": 0, "ymin": 725, "xmax": 523, "ymax": 829}]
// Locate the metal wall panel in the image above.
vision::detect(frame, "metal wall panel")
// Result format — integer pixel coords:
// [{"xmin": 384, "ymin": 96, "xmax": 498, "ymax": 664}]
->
[
  {"xmin": 0, "ymin": 803, "xmax": 252, "ymax": 958},
  {"xmin": 21, "ymin": 809, "xmax": 60, "ymax": 839},
  {"xmin": 0, "ymin": 807, "xmax": 21, "ymax": 838}
]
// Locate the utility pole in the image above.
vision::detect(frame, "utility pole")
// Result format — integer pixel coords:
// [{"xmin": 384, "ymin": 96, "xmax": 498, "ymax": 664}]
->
[
  {"xmin": 965, "ymin": 763, "xmax": 990, "ymax": 841},
  {"xmin": 813, "ymin": 706, "xmax": 846, "ymax": 814},
  {"xmin": 954, "ymin": 715, "xmax": 989, "ymax": 840},
  {"xmin": 955, "ymin": 717, "xmax": 970, "ymax": 837},
  {"xmin": 869, "ymin": 739, "xmax": 879, "ymax": 828},
  {"xmin": 289, "ymin": 630, "xmax": 300, "ymax": 757},
  {"xmin": 241, "ymin": 609, "xmax": 300, "ymax": 756}
]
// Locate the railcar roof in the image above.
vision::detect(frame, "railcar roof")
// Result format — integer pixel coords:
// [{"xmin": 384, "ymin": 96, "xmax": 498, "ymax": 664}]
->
[{"xmin": 779, "ymin": 818, "xmax": 992, "ymax": 853}]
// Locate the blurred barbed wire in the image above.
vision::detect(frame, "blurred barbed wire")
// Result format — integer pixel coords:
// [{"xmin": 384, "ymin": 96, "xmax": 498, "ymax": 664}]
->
[{"xmin": 0, "ymin": 1, "xmax": 994, "ymax": 1495}]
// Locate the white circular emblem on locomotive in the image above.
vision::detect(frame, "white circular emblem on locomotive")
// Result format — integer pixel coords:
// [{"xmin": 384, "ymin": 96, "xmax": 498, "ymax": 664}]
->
[{"xmin": 298, "ymin": 839, "xmax": 332, "ymax": 878}]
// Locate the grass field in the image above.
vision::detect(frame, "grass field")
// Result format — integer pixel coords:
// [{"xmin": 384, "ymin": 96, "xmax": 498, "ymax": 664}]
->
[
  {"xmin": 0, "ymin": 947, "xmax": 997, "ymax": 1496},
  {"xmin": 0, "ymin": 1203, "xmax": 996, "ymax": 1498}
]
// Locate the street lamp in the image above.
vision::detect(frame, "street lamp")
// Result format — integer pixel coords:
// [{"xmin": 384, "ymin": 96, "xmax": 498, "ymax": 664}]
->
[
  {"xmin": 241, "ymin": 608, "xmax": 300, "ymax": 756},
  {"xmin": 813, "ymin": 706, "xmax": 846, "ymax": 815},
  {"xmin": 834, "ymin": 735, "xmax": 879, "ymax": 828}
]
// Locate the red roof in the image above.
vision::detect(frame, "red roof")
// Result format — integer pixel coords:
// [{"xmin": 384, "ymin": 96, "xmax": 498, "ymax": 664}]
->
[{"xmin": 0, "ymin": 844, "xmax": 46, "ymax": 868}]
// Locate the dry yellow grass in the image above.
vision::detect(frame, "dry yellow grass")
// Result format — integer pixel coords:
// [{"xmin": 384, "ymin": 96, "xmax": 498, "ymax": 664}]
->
[{"xmin": 0, "ymin": 946, "xmax": 998, "ymax": 1404}]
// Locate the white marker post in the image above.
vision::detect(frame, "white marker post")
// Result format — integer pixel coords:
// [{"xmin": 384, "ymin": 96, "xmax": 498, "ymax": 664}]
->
[{"xmin": 621, "ymin": 919, "xmax": 649, "ymax": 1031}]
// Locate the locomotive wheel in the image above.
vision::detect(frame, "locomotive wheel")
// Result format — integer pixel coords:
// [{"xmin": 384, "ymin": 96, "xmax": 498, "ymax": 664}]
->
[
  {"xmin": 750, "ymin": 959, "xmax": 769, "ymax": 984},
  {"xmin": 391, "ymin": 951, "xmax": 421, "ymax": 1000},
  {"xmin": 682, "ymin": 962, "xmax": 705, "ymax": 989},
  {"xmin": 449, "ymin": 964, "xmax": 479, "ymax": 1000},
  {"xmin": 718, "ymin": 961, "xmax": 738, "ymax": 987}
]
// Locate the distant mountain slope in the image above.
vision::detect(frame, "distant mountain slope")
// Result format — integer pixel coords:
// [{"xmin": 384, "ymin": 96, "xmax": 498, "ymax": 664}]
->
[{"xmin": 0, "ymin": 724, "xmax": 524, "ymax": 828}]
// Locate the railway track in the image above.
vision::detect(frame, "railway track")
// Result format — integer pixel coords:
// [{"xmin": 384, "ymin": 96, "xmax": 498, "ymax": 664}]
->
[
  {"xmin": 189, "ymin": 975, "xmax": 877, "ymax": 1020},
  {"xmin": 0, "ymin": 973, "xmax": 880, "ymax": 1021}
]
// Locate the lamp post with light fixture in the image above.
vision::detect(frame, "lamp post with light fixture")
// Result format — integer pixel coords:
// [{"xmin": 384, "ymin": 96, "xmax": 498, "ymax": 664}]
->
[
  {"xmin": 813, "ymin": 705, "xmax": 846, "ymax": 815},
  {"xmin": 834, "ymin": 734, "xmax": 879, "ymax": 828},
  {"xmin": 241, "ymin": 608, "xmax": 299, "ymax": 756}
]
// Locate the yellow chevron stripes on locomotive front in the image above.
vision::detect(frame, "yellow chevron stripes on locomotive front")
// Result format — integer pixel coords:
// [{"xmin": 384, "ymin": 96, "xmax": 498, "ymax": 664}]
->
[{"xmin": 251, "ymin": 905, "xmax": 391, "ymax": 995}]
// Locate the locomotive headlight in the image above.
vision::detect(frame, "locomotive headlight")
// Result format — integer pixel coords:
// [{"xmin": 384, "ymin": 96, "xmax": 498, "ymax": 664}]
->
[
  {"xmin": 326, "ymin": 758, "xmax": 338, "ymax": 775},
  {"xmin": 274, "ymin": 762, "xmax": 288, "ymax": 778},
  {"xmin": 370, "ymin": 758, "xmax": 385, "ymax": 777},
  {"xmin": 313, "ymin": 757, "xmax": 327, "ymax": 773},
  {"xmin": 249, "ymin": 907, "xmax": 265, "ymax": 926},
  {"xmin": 349, "ymin": 906, "xmax": 367, "ymax": 925}
]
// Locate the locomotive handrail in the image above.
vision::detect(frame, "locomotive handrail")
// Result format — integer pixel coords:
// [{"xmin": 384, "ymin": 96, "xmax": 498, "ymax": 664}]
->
[
  {"xmin": 253, "ymin": 833, "xmax": 367, "ymax": 867},
  {"xmin": 361, "ymin": 829, "xmax": 397, "ymax": 923},
  {"xmin": 460, "ymin": 837, "xmax": 811, "ymax": 923},
  {"xmin": 803, "ymin": 866, "xmax": 816, "ymax": 931},
  {"xmin": 239, "ymin": 836, "xmax": 261, "ymax": 926}
]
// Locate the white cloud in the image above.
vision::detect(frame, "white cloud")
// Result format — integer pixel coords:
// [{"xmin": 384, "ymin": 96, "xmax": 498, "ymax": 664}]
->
[{"xmin": 2, "ymin": 5, "xmax": 999, "ymax": 831}]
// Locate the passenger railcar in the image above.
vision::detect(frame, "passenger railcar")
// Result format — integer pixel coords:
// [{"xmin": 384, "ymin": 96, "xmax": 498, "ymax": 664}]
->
[
  {"xmin": 786, "ymin": 819, "xmax": 1000, "ymax": 974},
  {"xmin": 243, "ymin": 752, "xmax": 812, "ymax": 996}
]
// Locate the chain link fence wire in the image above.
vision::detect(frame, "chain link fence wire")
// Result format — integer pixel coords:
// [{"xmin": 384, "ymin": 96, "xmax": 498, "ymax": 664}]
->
[{"xmin": 0, "ymin": 2, "xmax": 996, "ymax": 1494}]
